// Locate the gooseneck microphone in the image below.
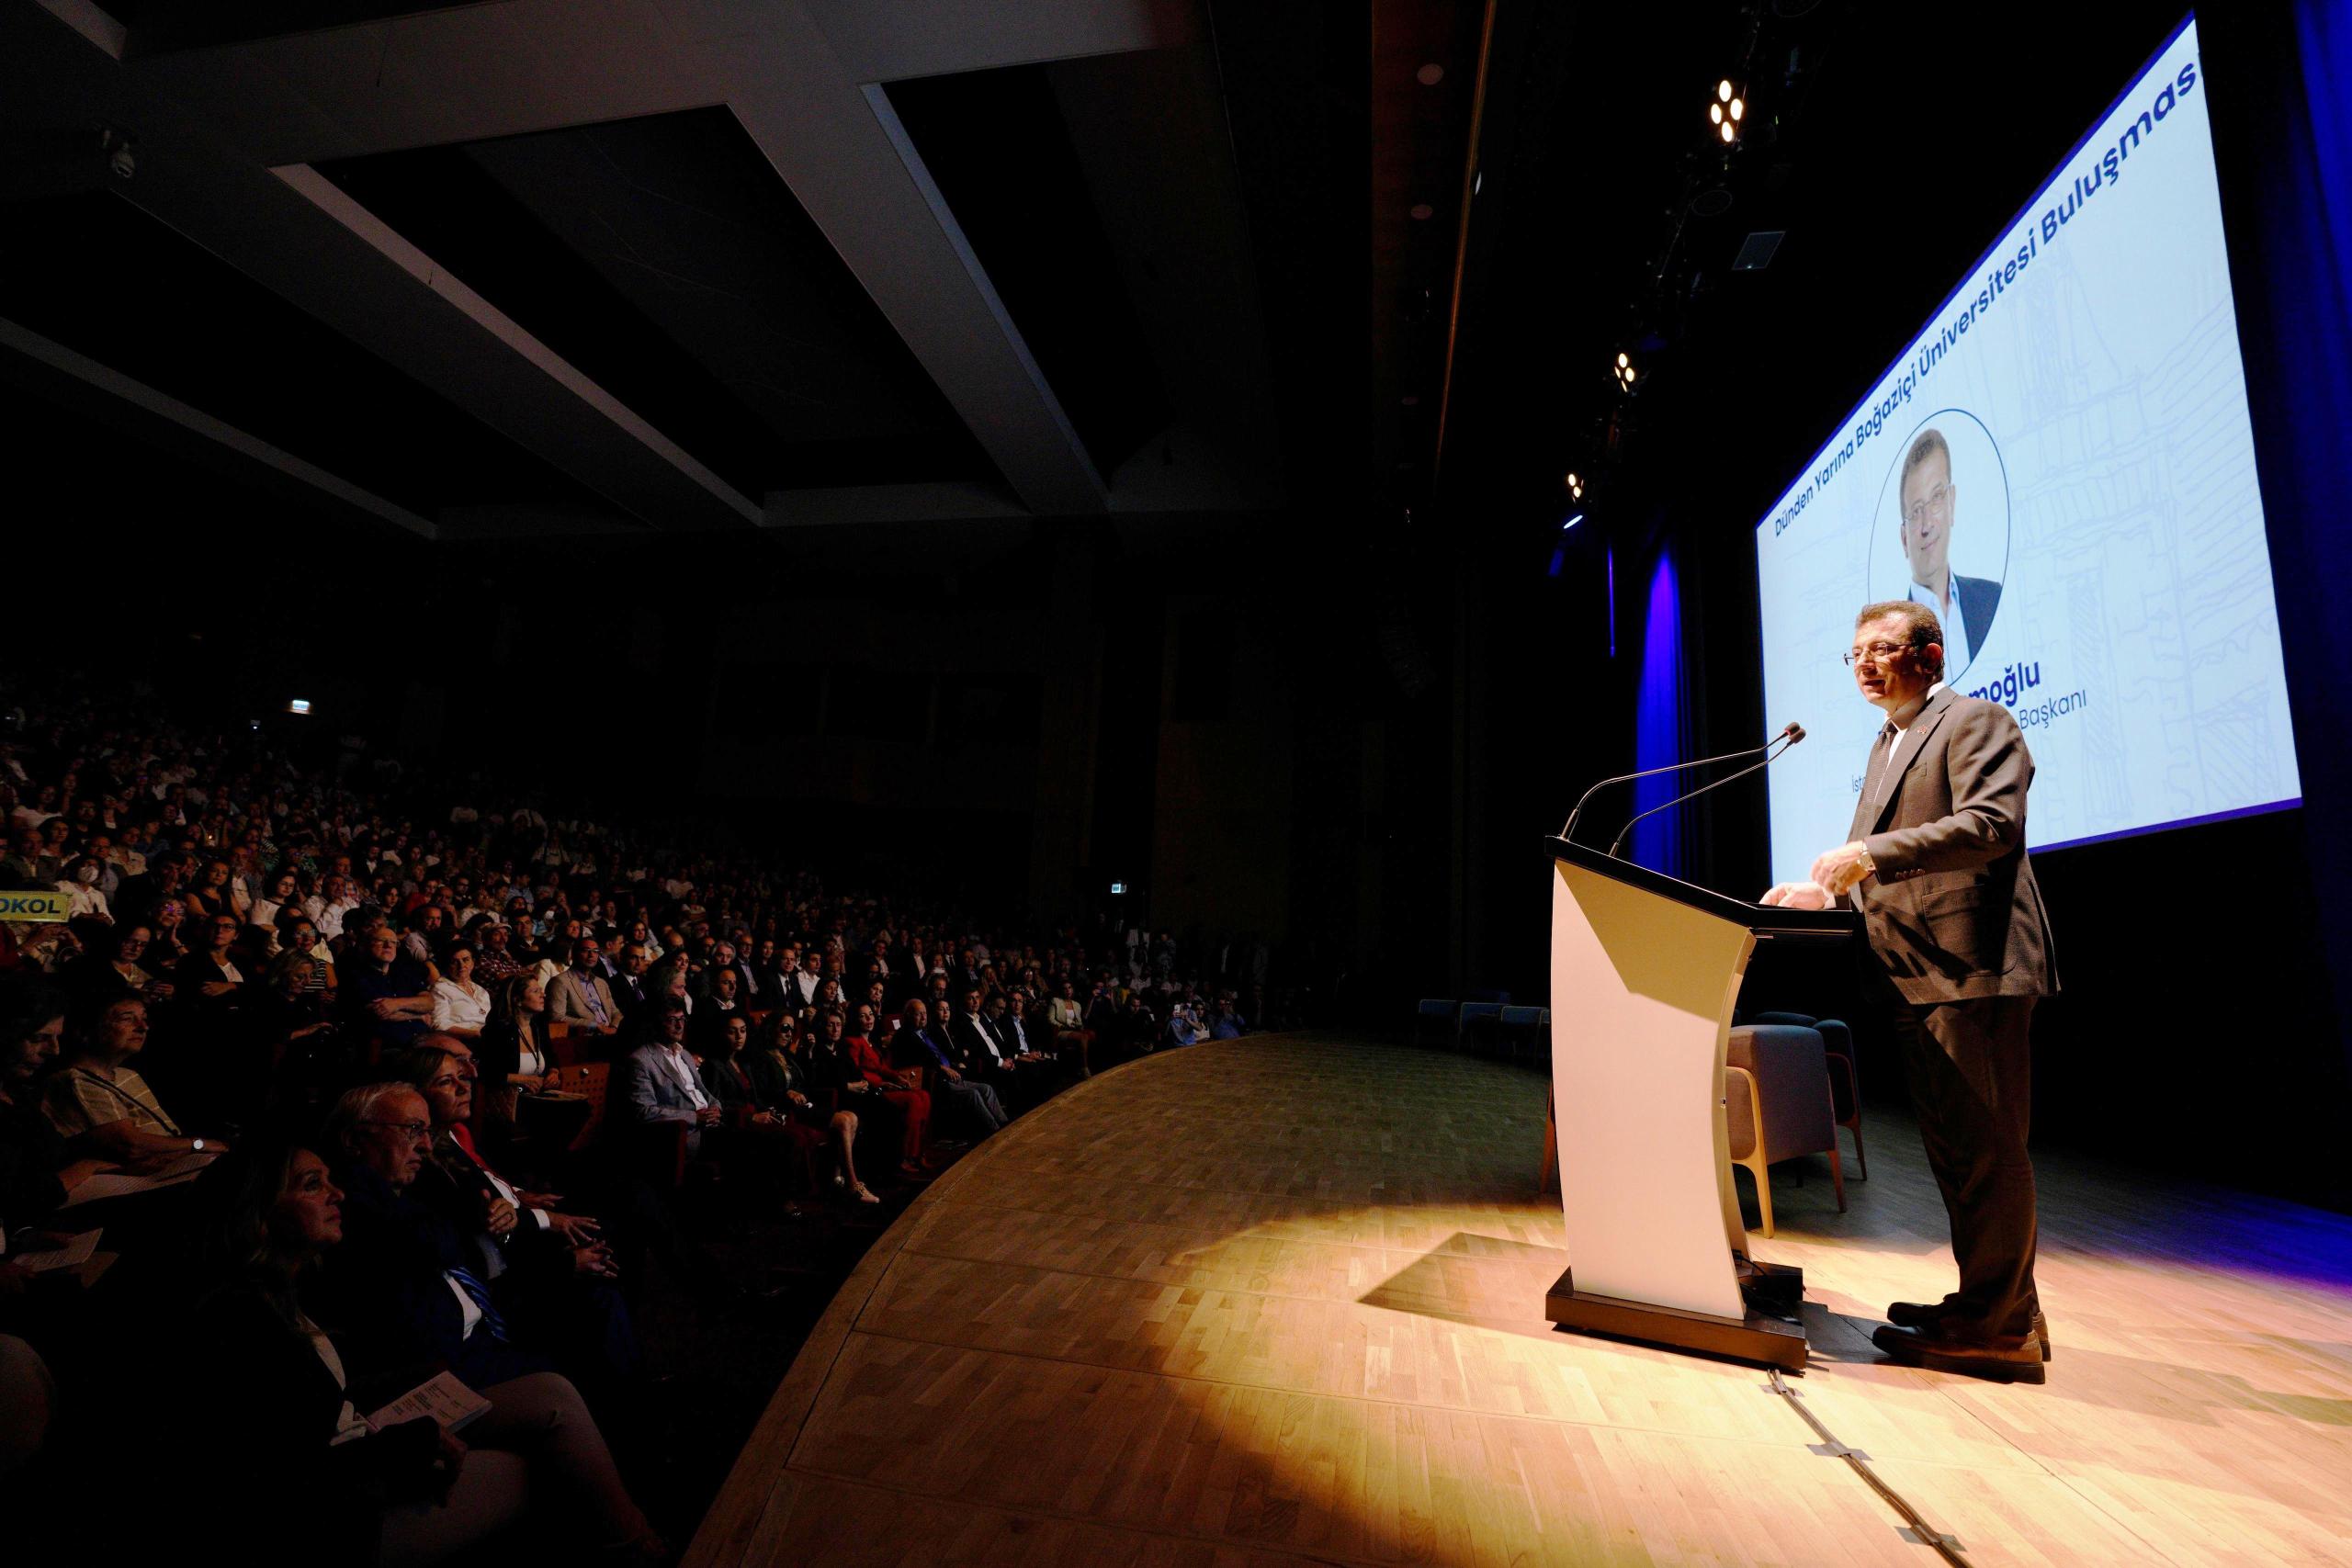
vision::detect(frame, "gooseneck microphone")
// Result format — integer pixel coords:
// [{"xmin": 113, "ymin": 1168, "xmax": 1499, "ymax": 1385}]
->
[
  {"xmin": 1559, "ymin": 722, "xmax": 1803, "ymax": 844},
  {"xmin": 1606, "ymin": 725, "xmax": 1806, "ymax": 860}
]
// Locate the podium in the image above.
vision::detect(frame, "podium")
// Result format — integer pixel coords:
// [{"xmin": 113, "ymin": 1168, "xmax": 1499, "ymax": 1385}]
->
[{"xmin": 1543, "ymin": 834, "xmax": 1857, "ymax": 1369}]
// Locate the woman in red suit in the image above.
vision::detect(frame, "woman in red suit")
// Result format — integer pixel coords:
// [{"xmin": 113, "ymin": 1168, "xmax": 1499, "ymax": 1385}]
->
[{"xmin": 823, "ymin": 1009, "xmax": 929, "ymax": 1180}]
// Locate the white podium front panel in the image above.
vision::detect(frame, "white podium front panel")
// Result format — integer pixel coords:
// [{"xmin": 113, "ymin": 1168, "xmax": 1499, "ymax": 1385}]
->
[{"xmin": 1549, "ymin": 859, "xmax": 1754, "ymax": 1321}]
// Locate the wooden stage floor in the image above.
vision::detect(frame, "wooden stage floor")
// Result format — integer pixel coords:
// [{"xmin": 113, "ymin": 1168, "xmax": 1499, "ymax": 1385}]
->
[{"xmin": 684, "ymin": 1033, "xmax": 2352, "ymax": 1567}]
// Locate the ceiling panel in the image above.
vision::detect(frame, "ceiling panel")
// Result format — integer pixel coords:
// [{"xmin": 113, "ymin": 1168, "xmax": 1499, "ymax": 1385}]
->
[
  {"xmin": 313, "ymin": 107, "xmax": 1001, "ymax": 497},
  {"xmin": 0, "ymin": 188, "xmax": 617, "ymax": 516}
]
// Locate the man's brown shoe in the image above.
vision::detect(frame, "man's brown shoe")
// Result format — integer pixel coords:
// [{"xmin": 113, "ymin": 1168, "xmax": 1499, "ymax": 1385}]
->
[
  {"xmin": 1885, "ymin": 1301, "xmax": 2052, "ymax": 1361},
  {"xmin": 1871, "ymin": 1322, "xmax": 2046, "ymax": 1384}
]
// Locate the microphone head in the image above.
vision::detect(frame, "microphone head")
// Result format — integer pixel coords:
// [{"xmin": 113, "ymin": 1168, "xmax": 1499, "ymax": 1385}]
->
[{"xmin": 1783, "ymin": 723, "xmax": 1806, "ymax": 744}]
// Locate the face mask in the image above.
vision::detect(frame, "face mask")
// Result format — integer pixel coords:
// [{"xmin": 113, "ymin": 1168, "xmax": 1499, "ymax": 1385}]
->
[{"xmin": 78, "ymin": 868, "xmax": 99, "ymax": 884}]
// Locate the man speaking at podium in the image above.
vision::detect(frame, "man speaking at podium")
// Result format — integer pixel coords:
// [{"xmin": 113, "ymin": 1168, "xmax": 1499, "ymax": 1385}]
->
[{"xmin": 1762, "ymin": 601, "xmax": 2057, "ymax": 1383}]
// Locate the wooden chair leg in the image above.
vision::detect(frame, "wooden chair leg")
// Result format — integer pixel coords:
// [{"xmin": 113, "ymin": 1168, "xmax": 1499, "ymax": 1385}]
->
[
  {"xmin": 1827, "ymin": 1145, "xmax": 1847, "ymax": 1213},
  {"xmin": 1846, "ymin": 1116, "xmax": 1868, "ymax": 1180},
  {"xmin": 1737, "ymin": 1156, "xmax": 1774, "ymax": 1237},
  {"xmin": 1538, "ymin": 1102, "xmax": 1559, "ymax": 1194}
]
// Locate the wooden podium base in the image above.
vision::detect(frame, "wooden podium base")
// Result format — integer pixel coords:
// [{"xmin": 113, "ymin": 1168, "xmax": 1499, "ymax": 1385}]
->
[{"xmin": 1546, "ymin": 1263, "xmax": 1809, "ymax": 1371}]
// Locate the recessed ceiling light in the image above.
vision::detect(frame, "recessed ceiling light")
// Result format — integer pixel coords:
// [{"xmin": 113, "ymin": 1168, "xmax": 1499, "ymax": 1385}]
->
[{"xmin": 1417, "ymin": 62, "xmax": 1445, "ymax": 85}]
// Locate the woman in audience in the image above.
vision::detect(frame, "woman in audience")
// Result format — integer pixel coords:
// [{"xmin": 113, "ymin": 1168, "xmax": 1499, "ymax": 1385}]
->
[
  {"xmin": 2, "ymin": 978, "xmax": 119, "ymax": 1229},
  {"xmin": 175, "ymin": 911, "xmax": 250, "ymax": 1023},
  {"xmin": 147, "ymin": 896, "xmax": 192, "ymax": 964},
  {"xmin": 40, "ymin": 995, "xmax": 216, "ymax": 1161},
  {"xmin": 819, "ymin": 1009, "xmax": 927, "ymax": 1179},
  {"xmin": 250, "ymin": 868, "xmax": 300, "ymax": 940},
  {"xmin": 182, "ymin": 1136, "xmax": 665, "ymax": 1566},
  {"xmin": 185, "ymin": 858, "xmax": 238, "ymax": 923},
  {"xmin": 428, "ymin": 942, "xmax": 492, "ymax": 1039},
  {"xmin": 64, "ymin": 921, "xmax": 171, "ymax": 1008},
  {"xmin": 478, "ymin": 972, "xmax": 582, "ymax": 1151},
  {"xmin": 245, "ymin": 950, "xmax": 333, "ymax": 1076},
  {"xmin": 749, "ymin": 1010, "xmax": 876, "ymax": 1202},
  {"xmin": 55, "ymin": 853, "xmax": 112, "ymax": 923},
  {"xmin": 277, "ymin": 910, "xmax": 337, "ymax": 1004},
  {"xmin": 1046, "ymin": 976, "xmax": 1093, "ymax": 1078}
]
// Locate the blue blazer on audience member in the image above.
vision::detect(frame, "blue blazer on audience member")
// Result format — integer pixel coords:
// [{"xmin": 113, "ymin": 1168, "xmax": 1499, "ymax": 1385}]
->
[
  {"xmin": 893, "ymin": 1024, "xmax": 958, "ymax": 1076},
  {"xmin": 310, "ymin": 1160, "xmax": 548, "ymax": 1390}
]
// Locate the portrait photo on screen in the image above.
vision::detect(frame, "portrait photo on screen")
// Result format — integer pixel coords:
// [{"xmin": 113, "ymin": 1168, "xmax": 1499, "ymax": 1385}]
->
[{"xmin": 1866, "ymin": 412, "xmax": 2012, "ymax": 683}]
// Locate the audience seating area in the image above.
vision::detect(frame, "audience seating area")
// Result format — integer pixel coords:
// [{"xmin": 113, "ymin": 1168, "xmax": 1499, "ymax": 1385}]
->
[{"xmin": 0, "ymin": 679, "xmax": 1299, "ymax": 1563}]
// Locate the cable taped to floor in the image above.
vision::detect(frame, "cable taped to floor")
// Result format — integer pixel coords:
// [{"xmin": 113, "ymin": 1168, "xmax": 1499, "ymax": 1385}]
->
[{"xmin": 1765, "ymin": 1368, "xmax": 1971, "ymax": 1566}]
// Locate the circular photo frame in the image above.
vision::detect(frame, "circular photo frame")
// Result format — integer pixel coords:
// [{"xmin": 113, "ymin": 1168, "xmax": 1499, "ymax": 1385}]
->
[{"xmin": 1868, "ymin": 408, "xmax": 2013, "ymax": 683}]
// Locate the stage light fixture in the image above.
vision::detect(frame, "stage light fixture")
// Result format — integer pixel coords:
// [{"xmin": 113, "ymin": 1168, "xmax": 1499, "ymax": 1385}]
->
[
  {"xmin": 1566, "ymin": 471, "xmax": 1585, "ymax": 502},
  {"xmin": 288, "ymin": 698, "xmax": 311, "ymax": 716},
  {"xmin": 1561, "ymin": 512, "xmax": 1586, "ymax": 532},
  {"xmin": 1612, "ymin": 351, "xmax": 1638, "ymax": 393},
  {"xmin": 1711, "ymin": 82, "xmax": 1747, "ymax": 146}
]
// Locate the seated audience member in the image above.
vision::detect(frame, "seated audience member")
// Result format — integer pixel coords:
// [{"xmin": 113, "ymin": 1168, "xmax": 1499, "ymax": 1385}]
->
[
  {"xmin": 248, "ymin": 869, "xmax": 300, "ymax": 941},
  {"xmin": 311, "ymin": 1081, "xmax": 548, "ymax": 1393},
  {"xmin": 1118, "ymin": 987, "xmax": 1160, "ymax": 1056},
  {"xmin": 145, "ymin": 894, "xmax": 193, "ymax": 965},
  {"xmin": 2, "ymin": 979, "xmax": 119, "ymax": 1227},
  {"xmin": 180, "ymin": 1137, "xmax": 664, "ymax": 1566},
  {"xmin": 605, "ymin": 941, "xmax": 654, "ymax": 1026},
  {"xmin": 65, "ymin": 922, "xmax": 172, "ymax": 1009},
  {"xmin": 1165, "ymin": 997, "xmax": 1210, "ymax": 1049},
  {"xmin": 695, "ymin": 1010, "xmax": 827, "ymax": 1202},
  {"xmin": 56, "ymin": 855, "xmax": 111, "ymax": 923},
  {"xmin": 818, "ymin": 1009, "xmax": 929, "ymax": 1179},
  {"xmin": 340, "ymin": 923, "xmax": 436, "ymax": 1054},
  {"xmin": 1045, "ymin": 976, "xmax": 1093, "ymax": 1078},
  {"xmin": 390, "ymin": 1046, "xmax": 639, "ymax": 1395},
  {"xmin": 174, "ymin": 910, "xmax": 250, "ymax": 1021},
  {"xmin": 948, "ymin": 990, "xmax": 1036, "ymax": 1110},
  {"xmin": 477, "ymin": 972, "xmax": 585, "ymax": 1151},
  {"xmin": 691, "ymin": 963, "xmax": 747, "ymax": 1049},
  {"xmin": 748, "ymin": 1011, "xmax": 875, "ymax": 1202},
  {"xmin": 892, "ymin": 998, "xmax": 1007, "ymax": 1135},
  {"xmin": 548, "ymin": 937, "xmax": 622, "ymax": 1043},
  {"xmin": 991, "ymin": 990, "xmax": 1055, "ymax": 1075},
  {"xmin": 41, "ymin": 996, "xmax": 219, "ymax": 1161},
  {"xmin": 427, "ymin": 942, "xmax": 492, "ymax": 1038},
  {"xmin": 620, "ymin": 999, "xmax": 721, "ymax": 1156},
  {"xmin": 277, "ymin": 912, "xmax": 337, "ymax": 1003},
  {"xmin": 469, "ymin": 919, "xmax": 523, "ymax": 986},
  {"xmin": 1210, "ymin": 992, "xmax": 1249, "ymax": 1039},
  {"xmin": 247, "ymin": 949, "xmax": 334, "ymax": 1076}
]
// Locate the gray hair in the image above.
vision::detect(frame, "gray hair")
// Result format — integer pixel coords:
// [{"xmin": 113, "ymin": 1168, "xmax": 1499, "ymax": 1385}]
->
[{"xmin": 322, "ymin": 1081, "xmax": 421, "ymax": 1152}]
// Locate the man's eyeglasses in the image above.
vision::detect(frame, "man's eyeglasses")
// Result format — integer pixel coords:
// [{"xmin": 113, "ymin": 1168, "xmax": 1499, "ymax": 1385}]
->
[
  {"xmin": 360, "ymin": 1119, "xmax": 432, "ymax": 1141},
  {"xmin": 1903, "ymin": 482, "xmax": 1952, "ymax": 527},
  {"xmin": 1843, "ymin": 640, "xmax": 1911, "ymax": 668}
]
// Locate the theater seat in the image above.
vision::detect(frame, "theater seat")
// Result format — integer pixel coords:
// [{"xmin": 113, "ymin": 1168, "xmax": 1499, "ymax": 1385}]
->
[
  {"xmin": 1415, "ymin": 998, "xmax": 1458, "ymax": 1048},
  {"xmin": 1750, "ymin": 1009, "xmax": 1866, "ymax": 1179},
  {"xmin": 1498, "ymin": 1005, "xmax": 1548, "ymax": 1066},
  {"xmin": 1456, "ymin": 1000, "xmax": 1503, "ymax": 1053},
  {"xmin": 1724, "ymin": 1023, "xmax": 1845, "ymax": 1237}
]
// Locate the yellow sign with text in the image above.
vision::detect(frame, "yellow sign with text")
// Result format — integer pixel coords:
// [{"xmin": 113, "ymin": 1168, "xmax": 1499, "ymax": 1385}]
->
[{"xmin": 0, "ymin": 888, "xmax": 73, "ymax": 921}]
